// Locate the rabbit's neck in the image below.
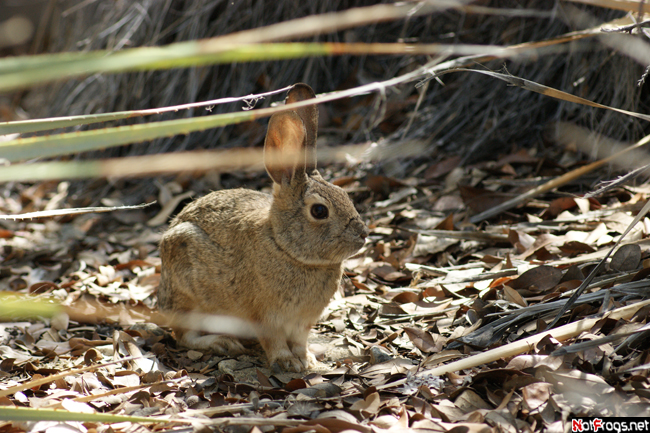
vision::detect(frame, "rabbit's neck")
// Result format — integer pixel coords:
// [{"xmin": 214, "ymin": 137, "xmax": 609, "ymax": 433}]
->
[{"xmin": 268, "ymin": 227, "xmax": 342, "ymax": 269}]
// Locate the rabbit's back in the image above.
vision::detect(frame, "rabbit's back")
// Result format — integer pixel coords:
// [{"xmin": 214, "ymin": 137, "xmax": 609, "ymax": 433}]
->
[
  {"xmin": 172, "ymin": 188, "xmax": 272, "ymax": 236},
  {"xmin": 158, "ymin": 189, "xmax": 272, "ymax": 314}
]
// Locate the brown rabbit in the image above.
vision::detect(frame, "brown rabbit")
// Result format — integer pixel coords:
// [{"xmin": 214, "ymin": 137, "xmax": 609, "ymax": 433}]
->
[{"xmin": 158, "ymin": 84, "xmax": 368, "ymax": 372}]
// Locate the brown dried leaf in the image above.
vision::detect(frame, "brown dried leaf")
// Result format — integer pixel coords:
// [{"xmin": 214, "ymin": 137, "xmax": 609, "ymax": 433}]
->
[
  {"xmin": 285, "ymin": 378, "xmax": 308, "ymax": 391},
  {"xmin": 496, "ymin": 149, "xmax": 539, "ymax": 166},
  {"xmin": 541, "ymin": 197, "xmax": 576, "ymax": 219},
  {"xmin": 610, "ymin": 244, "xmax": 641, "ymax": 272},
  {"xmin": 502, "ymin": 286, "xmax": 527, "ymax": 307},
  {"xmin": 300, "ymin": 418, "xmax": 372, "ymax": 433},
  {"xmin": 391, "ymin": 291, "xmax": 420, "ymax": 304},
  {"xmin": 507, "ymin": 265, "xmax": 563, "ymax": 294},
  {"xmin": 350, "ymin": 391, "xmax": 381, "ymax": 414},
  {"xmin": 435, "ymin": 213, "xmax": 455, "ymax": 231},
  {"xmin": 454, "ymin": 390, "xmax": 492, "ymax": 413},
  {"xmin": 365, "ymin": 175, "xmax": 407, "ymax": 196},
  {"xmin": 559, "ymin": 240, "xmax": 596, "ymax": 256},
  {"xmin": 404, "ymin": 327, "xmax": 438, "ymax": 353},
  {"xmin": 424, "ymin": 156, "xmax": 462, "ymax": 179},
  {"xmin": 458, "ymin": 185, "xmax": 512, "ymax": 214}
]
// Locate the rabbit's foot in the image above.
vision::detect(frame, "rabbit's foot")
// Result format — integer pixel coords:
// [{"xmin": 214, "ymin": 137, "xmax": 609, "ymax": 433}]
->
[
  {"xmin": 270, "ymin": 349, "xmax": 309, "ymax": 373},
  {"xmin": 288, "ymin": 341, "xmax": 316, "ymax": 367},
  {"xmin": 178, "ymin": 331, "xmax": 245, "ymax": 355},
  {"xmin": 261, "ymin": 335, "xmax": 311, "ymax": 372}
]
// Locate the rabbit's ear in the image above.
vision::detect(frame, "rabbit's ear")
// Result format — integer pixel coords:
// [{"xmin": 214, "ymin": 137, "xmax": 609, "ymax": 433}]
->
[
  {"xmin": 264, "ymin": 111, "xmax": 307, "ymax": 185},
  {"xmin": 286, "ymin": 83, "xmax": 318, "ymax": 172}
]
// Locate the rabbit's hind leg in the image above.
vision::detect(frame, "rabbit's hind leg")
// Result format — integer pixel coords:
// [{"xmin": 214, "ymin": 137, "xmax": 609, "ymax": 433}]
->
[{"xmin": 176, "ymin": 328, "xmax": 246, "ymax": 355}]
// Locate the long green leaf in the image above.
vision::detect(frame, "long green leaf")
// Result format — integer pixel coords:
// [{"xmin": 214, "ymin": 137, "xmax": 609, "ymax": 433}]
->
[
  {"xmin": 0, "ymin": 57, "xmax": 437, "ymax": 163},
  {"xmin": 0, "ymin": 293, "xmax": 60, "ymax": 319},
  {"xmin": 0, "ymin": 87, "xmax": 292, "ymax": 135},
  {"xmin": 0, "ymin": 406, "xmax": 172, "ymax": 423},
  {"xmin": 0, "ymin": 43, "xmax": 328, "ymax": 92},
  {"xmin": 0, "ymin": 16, "xmax": 619, "ymax": 135},
  {"xmin": 0, "ymin": 41, "xmax": 522, "ymax": 93},
  {"xmin": 0, "ymin": 141, "xmax": 427, "ymax": 183},
  {"xmin": 0, "ymin": 109, "xmax": 257, "ymax": 162},
  {"xmin": 0, "ymin": 1, "xmax": 450, "ymax": 92}
]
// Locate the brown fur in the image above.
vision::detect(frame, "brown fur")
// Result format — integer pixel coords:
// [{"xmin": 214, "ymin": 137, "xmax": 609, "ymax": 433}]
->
[{"xmin": 158, "ymin": 84, "xmax": 368, "ymax": 372}]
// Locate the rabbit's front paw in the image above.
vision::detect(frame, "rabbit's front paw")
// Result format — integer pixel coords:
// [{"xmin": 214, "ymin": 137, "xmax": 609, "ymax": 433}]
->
[
  {"xmin": 289, "ymin": 341, "xmax": 316, "ymax": 367},
  {"xmin": 270, "ymin": 350, "xmax": 309, "ymax": 373},
  {"xmin": 260, "ymin": 333, "xmax": 311, "ymax": 372}
]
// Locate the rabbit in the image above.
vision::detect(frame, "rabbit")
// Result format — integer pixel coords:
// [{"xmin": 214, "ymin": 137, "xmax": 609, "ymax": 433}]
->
[{"xmin": 157, "ymin": 83, "xmax": 369, "ymax": 372}]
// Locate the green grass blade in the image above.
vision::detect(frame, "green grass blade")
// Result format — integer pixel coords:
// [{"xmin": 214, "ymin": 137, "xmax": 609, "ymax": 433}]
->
[
  {"xmin": 0, "ymin": 406, "xmax": 171, "ymax": 423},
  {"xmin": 0, "ymin": 2, "xmax": 445, "ymax": 91},
  {"xmin": 0, "ymin": 88, "xmax": 291, "ymax": 135},
  {"xmin": 0, "ymin": 112, "xmax": 147, "ymax": 135},
  {"xmin": 0, "ymin": 109, "xmax": 259, "ymax": 162},
  {"xmin": 0, "ymin": 293, "xmax": 60, "ymax": 319},
  {"xmin": 0, "ymin": 43, "xmax": 330, "ymax": 92},
  {"xmin": 0, "ymin": 40, "xmax": 527, "ymax": 93},
  {"xmin": 0, "ymin": 59, "xmax": 434, "ymax": 162}
]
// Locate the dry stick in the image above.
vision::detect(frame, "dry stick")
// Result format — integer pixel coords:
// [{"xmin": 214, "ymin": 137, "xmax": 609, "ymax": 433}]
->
[
  {"xmin": 548, "ymin": 196, "xmax": 650, "ymax": 329},
  {"xmin": 378, "ymin": 299, "xmax": 650, "ymax": 389},
  {"xmin": 198, "ymin": 418, "xmax": 303, "ymax": 427},
  {"xmin": 3, "ymin": 17, "xmax": 605, "ymax": 133},
  {"xmin": 195, "ymin": 1, "xmax": 551, "ymax": 49},
  {"xmin": 0, "ymin": 202, "xmax": 154, "ymax": 220},
  {"xmin": 601, "ymin": 19, "xmax": 650, "ymax": 33},
  {"xmin": 404, "ymin": 228, "xmax": 510, "ymax": 242},
  {"xmin": 469, "ymin": 132, "xmax": 650, "ymax": 223},
  {"xmin": 0, "ymin": 86, "xmax": 293, "ymax": 135},
  {"xmin": 563, "ymin": 0, "xmax": 650, "ymax": 13},
  {"xmin": 0, "ymin": 356, "xmax": 145, "ymax": 398},
  {"xmin": 70, "ymin": 381, "xmax": 171, "ymax": 404},
  {"xmin": 200, "ymin": 2, "xmax": 444, "ymax": 46},
  {"xmin": 552, "ymin": 322, "xmax": 650, "ymax": 356}
]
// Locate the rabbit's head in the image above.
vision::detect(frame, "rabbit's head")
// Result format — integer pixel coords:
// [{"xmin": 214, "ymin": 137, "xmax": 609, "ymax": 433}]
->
[{"xmin": 264, "ymin": 84, "xmax": 368, "ymax": 266}]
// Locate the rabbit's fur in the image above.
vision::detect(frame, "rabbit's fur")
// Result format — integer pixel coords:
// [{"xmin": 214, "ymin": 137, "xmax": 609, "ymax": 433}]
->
[{"xmin": 158, "ymin": 84, "xmax": 368, "ymax": 372}]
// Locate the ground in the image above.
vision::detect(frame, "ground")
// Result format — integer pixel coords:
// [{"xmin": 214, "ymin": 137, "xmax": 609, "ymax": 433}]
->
[{"xmin": 1, "ymin": 144, "xmax": 650, "ymax": 432}]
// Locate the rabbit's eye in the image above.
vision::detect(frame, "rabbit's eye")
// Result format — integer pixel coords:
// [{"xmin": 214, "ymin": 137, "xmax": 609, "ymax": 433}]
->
[{"xmin": 310, "ymin": 204, "xmax": 329, "ymax": 220}]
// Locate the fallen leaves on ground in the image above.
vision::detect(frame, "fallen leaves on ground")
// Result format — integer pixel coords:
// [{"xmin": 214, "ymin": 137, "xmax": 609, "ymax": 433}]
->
[{"xmin": 0, "ymin": 145, "xmax": 649, "ymax": 432}]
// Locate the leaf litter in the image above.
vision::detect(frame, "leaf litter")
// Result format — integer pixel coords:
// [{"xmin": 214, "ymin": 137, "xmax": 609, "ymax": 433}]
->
[
  {"xmin": 2, "ymin": 0, "xmax": 650, "ymax": 429},
  {"xmin": 1, "ymin": 137, "xmax": 650, "ymax": 432}
]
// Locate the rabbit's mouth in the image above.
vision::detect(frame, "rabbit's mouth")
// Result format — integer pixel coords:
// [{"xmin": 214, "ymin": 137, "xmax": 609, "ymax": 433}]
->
[
  {"xmin": 345, "ymin": 218, "xmax": 369, "ymax": 245},
  {"xmin": 348, "ymin": 236, "xmax": 368, "ymax": 254}
]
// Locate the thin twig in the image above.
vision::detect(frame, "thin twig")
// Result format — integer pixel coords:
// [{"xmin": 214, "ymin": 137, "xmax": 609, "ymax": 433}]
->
[
  {"xmin": 548, "ymin": 198, "xmax": 650, "ymax": 329},
  {"xmin": 600, "ymin": 19, "xmax": 650, "ymax": 33},
  {"xmin": 470, "ymin": 127, "xmax": 650, "ymax": 223},
  {"xmin": 378, "ymin": 300, "xmax": 650, "ymax": 389}
]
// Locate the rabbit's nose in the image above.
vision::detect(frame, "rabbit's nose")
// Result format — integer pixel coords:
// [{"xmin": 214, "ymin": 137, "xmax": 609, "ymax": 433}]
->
[
  {"xmin": 350, "ymin": 218, "xmax": 369, "ymax": 240},
  {"xmin": 358, "ymin": 223, "xmax": 369, "ymax": 239}
]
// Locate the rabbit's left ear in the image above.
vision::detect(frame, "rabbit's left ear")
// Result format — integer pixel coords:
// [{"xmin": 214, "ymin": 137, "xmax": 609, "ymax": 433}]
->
[
  {"xmin": 264, "ymin": 110, "xmax": 307, "ymax": 185},
  {"xmin": 286, "ymin": 83, "xmax": 318, "ymax": 173}
]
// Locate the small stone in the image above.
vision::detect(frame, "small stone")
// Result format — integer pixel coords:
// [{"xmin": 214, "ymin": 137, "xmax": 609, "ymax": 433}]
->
[
  {"xmin": 95, "ymin": 344, "xmax": 114, "ymax": 357},
  {"xmin": 187, "ymin": 350, "xmax": 203, "ymax": 361},
  {"xmin": 368, "ymin": 346, "xmax": 393, "ymax": 364},
  {"xmin": 50, "ymin": 313, "xmax": 69, "ymax": 331},
  {"xmin": 218, "ymin": 359, "xmax": 239, "ymax": 375}
]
